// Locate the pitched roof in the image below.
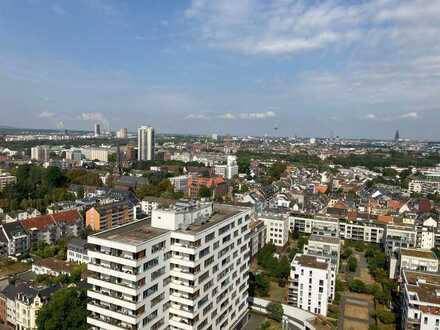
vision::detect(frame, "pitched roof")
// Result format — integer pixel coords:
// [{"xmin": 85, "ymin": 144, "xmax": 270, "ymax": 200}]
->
[
  {"xmin": 20, "ymin": 210, "xmax": 81, "ymax": 232},
  {"xmin": 51, "ymin": 210, "xmax": 81, "ymax": 225}
]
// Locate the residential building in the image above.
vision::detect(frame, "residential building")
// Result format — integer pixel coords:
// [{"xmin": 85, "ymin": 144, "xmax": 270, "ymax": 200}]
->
[
  {"xmin": 15, "ymin": 284, "xmax": 60, "ymax": 330},
  {"xmin": 402, "ymin": 270, "xmax": 440, "ymax": 330},
  {"xmin": 213, "ymin": 156, "xmax": 239, "ymax": 180},
  {"xmin": 30, "ymin": 145, "xmax": 49, "ymax": 162},
  {"xmin": 409, "ymin": 175, "xmax": 440, "ymax": 195},
  {"xmin": 65, "ymin": 149, "xmax": 82, "ymax": 161},
  {"xmin": 31, "ymin": 257, "xmax": 75, "ymax": 277},
  {"xmin": 385, "ymin": 225, "xmax": 417, "ymax": 255},
  {"xmin": 249, "ymin": 220, "xmax": 266, "ymax": 257},
  {"xmin": 390, "ymin": 248, "xmax": 439, "ymax": 279},
  {"xmin": 87, "ymin": 201, "xmax": 251, "ymax": 330},
  {"xmin": 288, "ymin": 254, "xmax": 335, "ymax": 316},
  {"xmin": 138, "ymin": 126, "xmax": 155, "ymax": 161},
  {"xmin": 0, "ymin": 173, "xmax": 16, "ymax": 191},
  {"xmin": 140, "ymin": 197, "xmax": 173, "ymax": 217},
  {"xmin": 289, "ymin": 215, "xmax": 339, "ymax": 238},
  {"xmin": 169, "ymin": 175, "xmax": 189, "ymax": 193},
  {"xmin": 0, "ymin": 222, "xmax": 30, "ymax": 258},
  {"xmin": 20, "ymin": 210, "xmax": 83, "ymax": 245},
  {"xmin": 260, "ymin": 214, "xmax": 289, "ymax": 247},
  {"xmin": 81, "ymin": 148, "xmax": 110, "ymax": 162},
  {"xmin": 304, "ymin": 235, "xmax": 341, "ymax": 273},
  {"xmin": 86, "ymin": 200, "xmax": 134, "ymax": 231},
  {"xmin": 67, "ymin": 238, "xmax": 90, "ymax": 264},
  {"xmin": 187, "ymin": 176, "xmax": 224, "ymax": 199},
  {"xmin": 116, "ymin": 128, "xmax": 128, "ymax": 139}
]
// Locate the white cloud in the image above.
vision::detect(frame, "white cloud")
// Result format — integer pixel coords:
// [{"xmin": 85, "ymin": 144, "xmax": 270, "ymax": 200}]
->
[
  {"xmin": 185, "ymin": 113, "xmax": 210, "ymax": 120},
  {"xmin": 79, "ymin": 112, "xmax": 109, "ymax": 130},
  {"xmin": 219, "ymin": 111, "xmax": 277, "ymax": 120},
  {"xmin": 38, "ymin": 111, "xmax": 56, "ymax": 118},
  {"xmin": 400, "ymin": 112, "xmax": 418, "ymax": 119},
  {"xmin": 365, "ymin": 113, "xmax": 377, "ymax": 120}
]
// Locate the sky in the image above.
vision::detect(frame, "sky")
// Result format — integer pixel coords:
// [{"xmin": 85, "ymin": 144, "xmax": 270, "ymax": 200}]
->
[{"xmin": 1, "ymin": 0, "xmax": 440, "ymax": 139}]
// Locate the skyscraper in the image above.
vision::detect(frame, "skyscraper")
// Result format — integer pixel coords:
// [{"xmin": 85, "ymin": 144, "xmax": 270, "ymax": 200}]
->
[
  {"xmin": 138, "ymin": 125, "xmax": 155, "ymax": 161},
  {"xmin": 94, "ymin": 123, "xmax": 101, "ymax": 137},
  {"xmin": 394, "ymin": 129, "xmax": 400, "ymax": 142}
]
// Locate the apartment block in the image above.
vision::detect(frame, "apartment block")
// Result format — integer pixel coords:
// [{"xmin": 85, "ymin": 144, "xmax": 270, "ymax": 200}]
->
[
  {"xmin": 288, "ymin": 254, "xmax": 335, "ymax": 316},
  {"xmin": 30, "ymin": 145, "xmax": 49, "ymax": 162},
  {"xmin": 385, "ymin": 225, "xmax": 417, "ymax": 255},
  {"xmin": 249, "ymin": 220, "xmax": 266, "ymax": 257},
  {"xmin": 0, "ymin": 173, "xmax": 16, "ymax": 191},
  {"xmin": 86, "ymin": 201, "xmax": 134, "ymax": 231},
  {"xmin": 289, "ymin": 216, "xmax": 339, "ymax": 238},
  {"xmin": 87, "ymin": 201, "xmax": 252, "ymax": 330},
  {"xmin": 260, "ymin": 214, "xmax": 289, "ymax": 247},
  {"xmin": 402, "ymin": 270, "xmax": 440, "ymax": 330},
  {"xmin": 390, "ymin": 248, "xmax": 439, "ymax": 280},
  {"xmin": 303, "ymin": 235, "xmax": 341, "ymax": 273},
  {"xmin": 0, "ymin": 222, "xmax": 30, "ymax": 258}
]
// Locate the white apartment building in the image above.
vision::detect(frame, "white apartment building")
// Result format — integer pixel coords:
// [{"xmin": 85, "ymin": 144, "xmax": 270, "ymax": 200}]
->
[
  {"xmin": 117, "ymin": 128, "xmax": 128, "ymax": 139},
  {"xmin": 385, "ymin": 225, "xmax": 417, "ymax": 255},
  {"xmin": 303, "ymin": 235, "xmax": 341, "ymax": 273},
  {"xmin": 65, "ymin": 149, "xmax": 82, "ymax": 161},
  {"xmin": 288, "ymin": 254, "xmax": 335, "ymax": 317},
  {"xmin": 0, "ymin": 173, "xmax": 16, "ymax": 191},
  {"xmin": 390, "ymin": 248, "xmax": 439, "ymax": 280},
  {"xmin": 81, "ymin": 148, "xmax": 110, "ymax": 162},
  {"xmin": 138, "ymin": 126, "xmax": 155, "ymax": 161},
  {"xmin": 30, "ymin": 145, "xmax": 49, "ymax": 162},
  {"xmin": 289, "ymin": 216, "xmax": 339, "ymax": 238},
  {"xmin": 402, "ymin": 270, "xmax": 440, "ymax": 330},
  {"xmin": 87, "ymin": 201, "xmax": 252, "ymax": 330},
  {"xmin": 213, "ymin": 156, "xmax": 238, "ymax": 180},
  {"xmin": 409, "ymin": 175, "xmax": 440, "ymax": 195},
  {"xmin": 260, "ymin": 215, "xmax": 289, "ymax": 247}
]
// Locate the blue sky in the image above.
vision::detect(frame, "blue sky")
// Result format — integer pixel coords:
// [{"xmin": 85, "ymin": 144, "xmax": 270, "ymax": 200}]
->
[{"xmin": 1, "ymin": 0, "xmax": 440, "ymax": 139}]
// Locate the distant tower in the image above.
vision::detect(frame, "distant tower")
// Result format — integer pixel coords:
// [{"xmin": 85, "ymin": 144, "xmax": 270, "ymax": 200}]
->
[
  {"xmin": 138, "ymin": 126, "xmax": 155, "ymax": 161},
  {"xmin": 94, "ymin": 123, "xmax": 101, "ymax": 137},
  {"xmin": 394, "ymin": 129, "xmax": 400, "ymax": 142}
]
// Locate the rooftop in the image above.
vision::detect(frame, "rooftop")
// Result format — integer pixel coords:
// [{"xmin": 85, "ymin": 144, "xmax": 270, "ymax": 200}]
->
[
  {"xmin": 93, "ymin": 219, "xmax": 169, "ymax": 246},
  {"xmin": 401, "ymin": 248, "xmax": 437, "ymax": 260},
  {"xmin": 294, "ymin": 254, "xmax": 329, "ymax": 270},
  {"xmin": 309, "ymin": 234, "xmax": 340, "ymax": 245}
]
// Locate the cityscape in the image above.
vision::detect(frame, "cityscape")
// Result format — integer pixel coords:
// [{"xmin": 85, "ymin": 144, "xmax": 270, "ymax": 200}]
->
[{"xmin": 1, "ymin": 1, "xmax": 440, "ymax": 330}]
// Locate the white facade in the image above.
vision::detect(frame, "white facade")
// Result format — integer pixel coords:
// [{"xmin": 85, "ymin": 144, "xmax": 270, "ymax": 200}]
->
[
  {"xmin": 402, "ymin": 271, "xmax": 440, "ymax": 330},
  {"xmin": 87, "ymin": 202, "xmax": 252, "ymax": 330},
  {"xmin": 65, "ymin": 149, "xmax": 82, "ymax": 161},
  {"xmin": 303, "ymin": 235, "xmax": 341, "ymax": 273},
  {"xmin": 261, "ymin": 215, "xmax": 289, "ymax": 247},
  {"xmin": 116, "ymin": 128, "xmax": 128, "ymax": 139},
  {"xmin": 138, "ymin": 126, "xmax": 155, "ymax": 161},
  {"xmin": 31, "ymin": 145, "xmax": 49, "ymax": 162},
  {"xmin": 81, "ymin": 148, "xmax": 110, "ymax": 162},
  {"xmin": 288, "ymin": 254, "xmax": 334, "ymax": 316},
  {"xmin": 0, "ymin": 173, "xmax": 16, "ymax": 191}
]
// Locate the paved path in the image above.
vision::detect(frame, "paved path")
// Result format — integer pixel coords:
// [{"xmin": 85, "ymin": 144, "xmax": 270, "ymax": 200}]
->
[{"xmin": 339, "ymin": 292, "xmax": 374, "ymax": 330}]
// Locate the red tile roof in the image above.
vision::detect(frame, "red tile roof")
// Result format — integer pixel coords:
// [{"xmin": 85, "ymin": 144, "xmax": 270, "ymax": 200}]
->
[
  {"xmin": 51, "ymin": 210, "xmax": 81, "ymax": 225},
  {"xmin": 20, "ymin": 210, "xmax": 81, "ymax": 232}
]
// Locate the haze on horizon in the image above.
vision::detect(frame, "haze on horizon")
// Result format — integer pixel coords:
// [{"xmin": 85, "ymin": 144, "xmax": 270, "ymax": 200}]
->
[{"xmin": 0, "ymin": 0, "xmax": 439, "ymax": 139}]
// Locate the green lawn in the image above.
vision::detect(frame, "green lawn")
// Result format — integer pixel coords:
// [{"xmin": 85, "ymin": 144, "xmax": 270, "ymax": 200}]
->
[{"xmin": 0, "ymin": 259, "xmax": 31, "ymax": 278}]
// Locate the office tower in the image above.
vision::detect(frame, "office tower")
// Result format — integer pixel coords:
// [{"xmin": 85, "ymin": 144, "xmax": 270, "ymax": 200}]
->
[
  {"xmin": 94, "ymin": 123, "xmax": 101, "ymax": 137},
  {"xmin": 394, "ymin": 129, "xmax": 400, "ymax": 142},
  {"xmin": 87, "ymin": 201, "xmax": 251, "ymax": 330},
  {"xmin": 138, "ymin": 126, "xmax": 155, "ymax": 161},
  {"xmin": 30, "ymin": 145, "xmax": 50, "ymax": 162},
  {"xmin": 116, "ymin": 128, "xmax": 128, "ymax": 139},
  {"xmin": 212, "ymin": 133, "xmax": 218, "ymax": 141}
]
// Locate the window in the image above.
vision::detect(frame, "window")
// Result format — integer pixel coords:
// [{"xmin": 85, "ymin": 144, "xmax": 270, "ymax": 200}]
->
[
  {"xmin": 144, "ymin": 257, "xmax": 159, "ymax": 271},
  {"xmin": 199, "ymin": 247, "xmax": 210, "ymax": 258},
  {"xmin": 143, "ymin": 310, "xmax": 157, "ymax": 325},
  {"xmin": 205, "ymin": 232, "xmax": 215, "ymax": 243},
  {"xmin": 151, "ymin": 241, "xmax": 166, "ymax": 253},
  {"xmin": 143, "ymin": 284, "xmax": 158, "ymax": 298},
  {"xmin": 151, "ymin": 266, "xmax": 165, "ymax": 281}
]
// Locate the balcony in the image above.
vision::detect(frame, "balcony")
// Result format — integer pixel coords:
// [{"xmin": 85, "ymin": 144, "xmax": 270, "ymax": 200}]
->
[{"xmin": 87, "ymin": 314, "xmax": 137, "ymax": 330}]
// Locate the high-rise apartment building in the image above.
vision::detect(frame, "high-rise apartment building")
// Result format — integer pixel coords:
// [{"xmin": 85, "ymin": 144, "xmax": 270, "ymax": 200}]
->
[
  {"xmin": 138, "ymin": 126, "xmax": 155, "ymax": 161},
  {"xmin": 95, "ymin": 123, "xmax": 101, "ymax": 137},
  {"xmin": 87, "ymin": 201, "xmax": 251, "ymax": 330},
  {"xmin": 117, "ymin": 128, "xmax": 128, "ymax": 139},
  {"xmin": 30, "ymin": 145, "xmax": 50, "ymax": 162}
]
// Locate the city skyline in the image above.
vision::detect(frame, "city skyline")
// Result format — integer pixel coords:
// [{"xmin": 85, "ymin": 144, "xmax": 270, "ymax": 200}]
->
[{"xmin": 1, "ymin": 1, "xmax": 440, "ymax": 139}]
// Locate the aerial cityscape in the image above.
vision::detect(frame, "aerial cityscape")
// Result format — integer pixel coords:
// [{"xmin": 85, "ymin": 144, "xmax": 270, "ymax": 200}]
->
[{"xmin": 1, "ymin": 1, "xmax": 440, "ymax": 330}]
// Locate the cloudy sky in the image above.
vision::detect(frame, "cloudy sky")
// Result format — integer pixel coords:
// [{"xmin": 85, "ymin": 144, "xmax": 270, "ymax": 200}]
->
[{"xmin": 1, "ymin": 0, "xmax": 440, "ymax": 139}]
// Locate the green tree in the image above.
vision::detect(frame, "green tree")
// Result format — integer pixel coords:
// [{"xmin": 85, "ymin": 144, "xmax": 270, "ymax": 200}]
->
[
  {"xmin": 36, "ymin": 287, "xmax": 87, "ymax": 330},
  {"xmin": 376, "ymin": 310, "xmax": 396, "ymax": 324},
  {"xmin": 266, "ymin": 302, "xmax": 283, "ymax": 322},
  {"xmin": 348, "ymin": 256, "xmax": 358, "ymax": 272},
  {"xmin": 198, "ymin": 185, "xmax": 212, "ymax": 198}
]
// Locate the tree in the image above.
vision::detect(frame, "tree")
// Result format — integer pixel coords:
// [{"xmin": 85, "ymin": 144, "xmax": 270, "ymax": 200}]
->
[
  {"xmin": 199, "ymin": 185, "xmax": 211, "ymax": 198},
  {"xmin": 266, "ymin": 302, "xmax": 283, "ymax": 322},
  {"xmin": 36, "ymin": 287, "xmax": 87, "ymax": 330},
  {"xmin": 376, "ymin": 310, "xmax": 396, "ymax": 324},
  {"xmin": 349, "ymin": 279, "xmax": 367, "ymax": 293},
  {"xmin": 348, "ymin": 256, "xmax": 358, "ymax": 272}
]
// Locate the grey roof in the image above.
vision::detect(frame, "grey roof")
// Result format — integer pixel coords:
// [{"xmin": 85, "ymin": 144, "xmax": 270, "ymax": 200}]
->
[
  {"xmin": 1, "ymin": 222, "xmax": 27, "ymax": 238},
  {"xmin": 68, "ymin": 237, "xmax": 88, "ymax": 250}
]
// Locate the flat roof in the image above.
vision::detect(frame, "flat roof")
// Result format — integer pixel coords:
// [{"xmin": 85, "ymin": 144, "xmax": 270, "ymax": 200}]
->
[
  {"xmin": 309, "ymin": 234, "xmax": 340, "ymax": 245},
  {"xmin": 404, "ymin": 270, "xmax": 440, "ymax": 287},
  {"xmin": 93, "ymin": 220, "xmax": 168, "ymax": 246},
  {"xmin": 176, "ymin": 205, "xmax": 243, "ymax": 234},
  {"xmin": 294, "ymin": 254, "xmax": 329, "ymax": 270},
  {"xmin": 401, "ymin": 248, "xmax": 437, "ymax": 260}
]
